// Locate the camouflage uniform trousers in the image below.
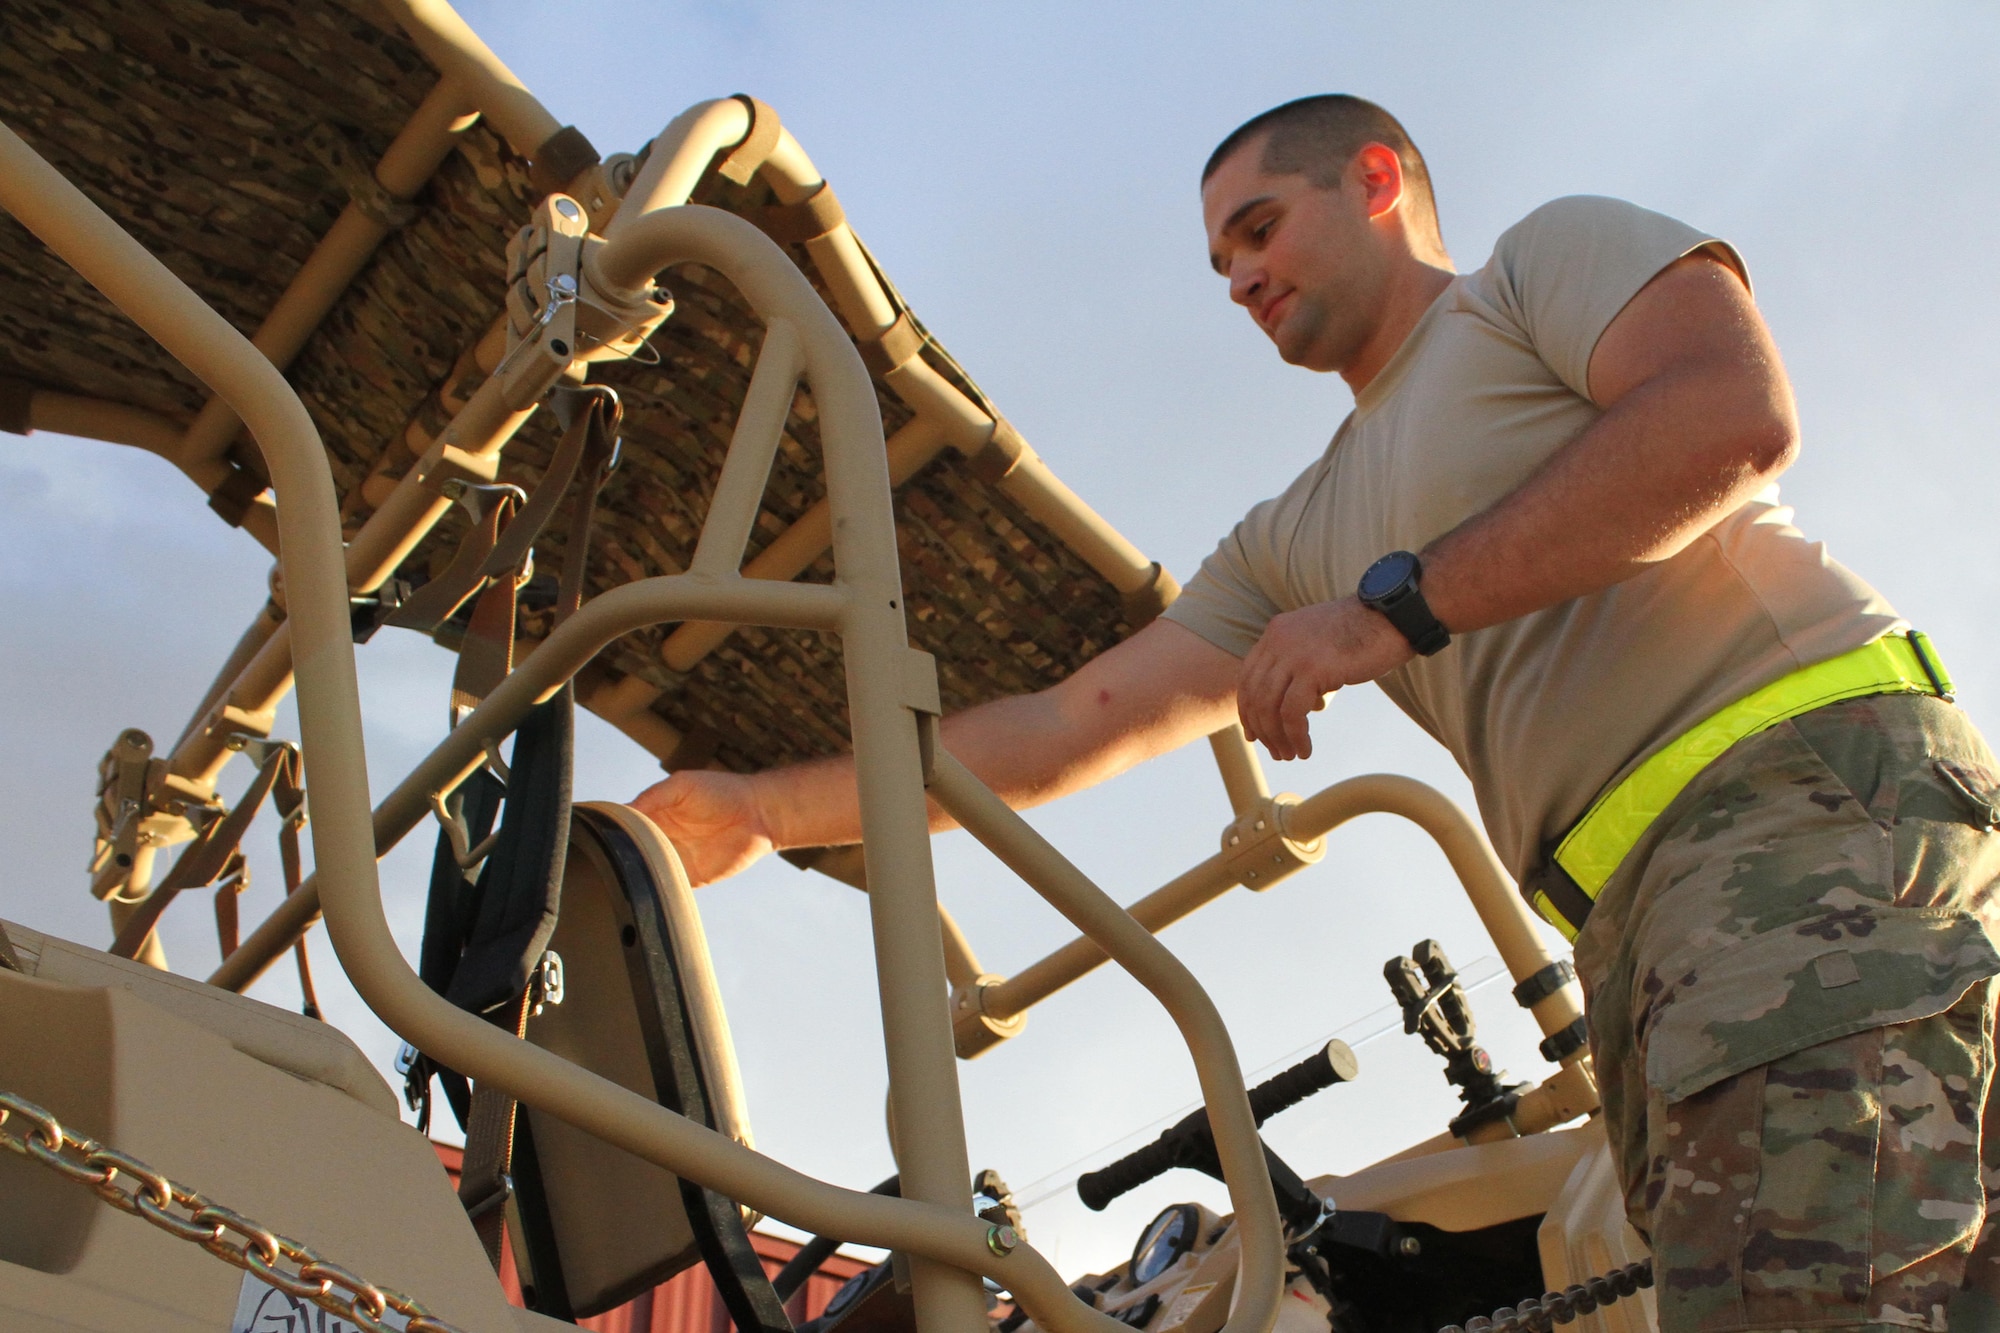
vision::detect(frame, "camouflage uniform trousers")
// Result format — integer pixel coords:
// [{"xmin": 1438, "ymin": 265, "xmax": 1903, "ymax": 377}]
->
[{"xmin": 1573, "ymin": 694, "xmax": 2000, "ymax": 1331}]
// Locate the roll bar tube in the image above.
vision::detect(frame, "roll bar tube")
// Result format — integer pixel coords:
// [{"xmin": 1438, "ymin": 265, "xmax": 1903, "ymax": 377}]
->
[
  {"xmin": 926, "ymin": 750, "xmax": 1286, "ymax": 1330},
  {"xmin": 1, "ymin": 134, "xmax": 1270, "ymax": 1333}
]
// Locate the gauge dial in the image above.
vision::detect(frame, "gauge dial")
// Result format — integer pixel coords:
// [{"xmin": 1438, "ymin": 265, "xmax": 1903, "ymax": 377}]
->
[{"xmin": 1129, "ymin": 1203, "xmax": 1200, "ymax": 1287}]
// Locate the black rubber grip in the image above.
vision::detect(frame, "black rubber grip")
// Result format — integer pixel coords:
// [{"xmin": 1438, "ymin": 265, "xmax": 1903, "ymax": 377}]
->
[
  {"xmin": 1077, "ymin": 1039, "xmax": 1359, "ymax": 1212},
  {"xmin": 1078, "ymin": 1137, "xmax": 1178, "ymax": 1212},
  {"xmin": 1248, "ymin": 1039, "xmax": 1358, "ymax": 1125}
]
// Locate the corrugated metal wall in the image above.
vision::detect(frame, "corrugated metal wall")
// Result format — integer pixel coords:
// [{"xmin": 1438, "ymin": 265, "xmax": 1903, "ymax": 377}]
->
[{"xmin": 435, "ymin": 1141, "xmax": 872, "ymax": 1333}]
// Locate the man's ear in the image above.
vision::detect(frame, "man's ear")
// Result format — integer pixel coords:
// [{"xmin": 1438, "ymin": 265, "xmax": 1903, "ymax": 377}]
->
[{"xmin": 1351, "ymin": 143, "xmax": 1406, "ymax": 221}]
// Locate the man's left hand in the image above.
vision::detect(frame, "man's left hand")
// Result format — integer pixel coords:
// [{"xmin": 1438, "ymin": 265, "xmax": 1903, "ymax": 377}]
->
[{"xmin": 1238, "ymin": 597, "xmax": 1413, "ymax": 761}]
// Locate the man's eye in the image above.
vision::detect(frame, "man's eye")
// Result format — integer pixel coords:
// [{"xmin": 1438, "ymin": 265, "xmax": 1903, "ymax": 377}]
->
[{"xmin": 1251, "ymin": 221, "xmax": 1273, "ymax": 243}]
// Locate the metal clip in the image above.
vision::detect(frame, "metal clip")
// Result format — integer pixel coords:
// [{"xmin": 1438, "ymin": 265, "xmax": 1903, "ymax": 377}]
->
[
  {"xmin": 529, "ymin": 949, "xmax": 565, "ymax": 1017},
  {"xmin": 428, "ymin": 788, "xmax": 500, "ymax": 871},
  {"xmin": 437, "ymin": 478, "xmax": 528, "ymax": 526}
]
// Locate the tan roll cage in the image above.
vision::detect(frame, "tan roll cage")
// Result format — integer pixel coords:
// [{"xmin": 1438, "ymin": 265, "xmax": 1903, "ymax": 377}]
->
[
  {"xmin": 5, "ymin": 3, "xmax": 1599, "ymax": 1329},
  {"xmin": 1, "ymin": 118, "xmax": 1297, "ymax": 1333}
]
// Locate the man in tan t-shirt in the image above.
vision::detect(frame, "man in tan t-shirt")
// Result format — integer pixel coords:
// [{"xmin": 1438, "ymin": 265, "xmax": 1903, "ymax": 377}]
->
[{"xmin": 637, "ymin": 97, "xmax": 2000, "ymax": 1328}]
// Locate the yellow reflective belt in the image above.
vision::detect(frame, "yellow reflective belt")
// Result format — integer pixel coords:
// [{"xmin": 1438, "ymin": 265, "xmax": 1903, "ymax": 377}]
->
[{"xmin": 1532, "ymin": 631, "xmax": 1954, "ymax": 940}]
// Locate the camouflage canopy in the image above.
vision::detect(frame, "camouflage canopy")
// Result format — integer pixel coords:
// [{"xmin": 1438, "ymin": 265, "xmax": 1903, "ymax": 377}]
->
[{"xmin": 0, "ymin": 0, "xmax": 1161, "ymax": 774}]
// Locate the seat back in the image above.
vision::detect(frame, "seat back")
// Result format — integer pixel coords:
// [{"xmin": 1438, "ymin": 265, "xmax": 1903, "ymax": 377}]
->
[{"xmin": 515, "ymin": 801, "xmax": 765, "ymax": 1317}]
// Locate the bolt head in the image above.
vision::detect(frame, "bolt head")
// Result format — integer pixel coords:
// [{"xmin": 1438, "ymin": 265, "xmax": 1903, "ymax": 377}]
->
[
  {"xmin": 554, "ymin": 197, "xmax": 582, "ymax": 220},
  {"xmin": 986, "ymin": 1224, "xmax": 1019, "ymax": 1256},
  {"xmin": 1398, "ymin": 1235, "xmax": 1422, "ymax": 1257},
  {"xmin": 552, "ymin": 273, "xmax": 579, "ymax": 294}
]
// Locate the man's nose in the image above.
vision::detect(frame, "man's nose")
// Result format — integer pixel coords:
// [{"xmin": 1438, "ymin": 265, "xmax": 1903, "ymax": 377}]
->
[{"xmin": 1229, "ymin": 265, "xmax": 1263, "ymax": 308}]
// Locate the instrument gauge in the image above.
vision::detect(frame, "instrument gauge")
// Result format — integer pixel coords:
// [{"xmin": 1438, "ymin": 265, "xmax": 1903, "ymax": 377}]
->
[{"xmin": 1129, "ymin": 1203, "xmax": 1200, "ymax": 1287}]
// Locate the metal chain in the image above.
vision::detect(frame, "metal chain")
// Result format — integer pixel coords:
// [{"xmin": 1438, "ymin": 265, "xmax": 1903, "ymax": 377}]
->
[
  {"xmin": 0, "ymin": 1090, "xmax": 472, "ymax": 1333},
  {"xmin": 1436, "ymin": 1258, "xmax": 1654, "ymax": 1333}
]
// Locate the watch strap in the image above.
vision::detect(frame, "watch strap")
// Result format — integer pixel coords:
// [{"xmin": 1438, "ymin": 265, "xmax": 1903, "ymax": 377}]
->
[{"xmin": 1380, "ymin": 590, "xmax": 1450, "ymax": 656}]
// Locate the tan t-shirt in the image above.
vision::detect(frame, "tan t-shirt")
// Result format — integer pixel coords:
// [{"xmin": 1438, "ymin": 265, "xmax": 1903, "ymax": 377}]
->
[{"xmin": 1163, "ymin": 195, "xmax": 1902, "ymax": 880}]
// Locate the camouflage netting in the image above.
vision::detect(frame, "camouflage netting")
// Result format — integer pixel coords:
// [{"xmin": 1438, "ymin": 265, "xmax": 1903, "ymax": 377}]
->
[{"xmin": 0, "ymin": 0, "xmax": 1145, "ymax": 773}]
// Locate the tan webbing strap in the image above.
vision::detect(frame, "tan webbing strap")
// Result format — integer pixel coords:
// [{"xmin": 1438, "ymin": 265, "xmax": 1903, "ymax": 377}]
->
[
  {"xmin": 528, "ymin": 125, "xmax": 602, "ymax": 197},
  {"xmin": 109, "ymin": 745, "xmax": 294, "ymax": 960},
  {"xmin": 859, "ymin": 311, "xmax": 925, "ymax": 378},
  {"xmin": 211, "ymin": 853, "xmax": 248, "ymax": 958},
  {"xmin": 293, "ymin": 937, "xmax": 321, "ymax": 1020},
  {"xmin": 966, "ymin": 416, "xmax": 1030, "ymax": 484},
  {"xmin": 458, "ymin": 991, "xmax": 535, "ymax": 1269},
  {"xmin": 385, "ymin": 489, "xmax": 517, "ymax": 632},
  {"xmin": 479, "ymin": 395, "xmax": 602, "ymax": 579},
  {"xmin": 717, "ymin": 95, "xmax": 781, "ymax": 186},
  {"xmin": 451, "ymin": 572, "xmax": 519, "ymax": 717},
  {"xmin": 272, "ymin": 762, "xmax": 321, "ymax": 1020},
  {"xmin": 555, "ymin": 394, "xmax": 620, "ymax": 623},
  {"xmin": 760, "ymin": 181, "xmax": 846, "ymax": 246}
]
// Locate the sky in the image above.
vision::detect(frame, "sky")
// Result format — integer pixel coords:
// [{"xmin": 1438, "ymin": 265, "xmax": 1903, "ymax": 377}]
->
[{"xmin": 5, "ymin": 0, "xmax": 2000, "ymax": 1281}]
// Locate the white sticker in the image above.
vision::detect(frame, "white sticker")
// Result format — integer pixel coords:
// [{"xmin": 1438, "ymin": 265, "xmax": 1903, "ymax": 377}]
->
[
  {"xmin": 232, "ymin": 1270, "xmax": 411, "ymax": 1333},
  {"xmin": 1157, "ymin": 1282, "xmax": 1216, "ymax": 1332}
]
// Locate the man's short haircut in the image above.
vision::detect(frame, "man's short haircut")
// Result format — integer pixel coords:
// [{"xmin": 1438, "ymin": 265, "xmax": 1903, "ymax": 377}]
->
[{"xmin": 1202, "ymin": 95, "xmax": 1441, "ymax": 246}]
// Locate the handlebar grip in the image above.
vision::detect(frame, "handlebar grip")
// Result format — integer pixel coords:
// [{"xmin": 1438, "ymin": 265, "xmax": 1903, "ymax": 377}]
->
[
  {"xmin": 1078, "ymin": 1136, "xmax": 1178, "ymax": 1212},
  {"xmin": 1076, "ymin": 1040, "xmax": 1358, "ymax": 1212},
  {"xmin": 1247, "ymin": 1039, "xmax": 1358, "ymax": 1125}
]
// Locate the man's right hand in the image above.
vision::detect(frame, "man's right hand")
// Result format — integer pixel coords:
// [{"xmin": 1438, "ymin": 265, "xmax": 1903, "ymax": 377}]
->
[{"xmin": 630, "ymin": 770, "xmax": 775, "ymax": 886}]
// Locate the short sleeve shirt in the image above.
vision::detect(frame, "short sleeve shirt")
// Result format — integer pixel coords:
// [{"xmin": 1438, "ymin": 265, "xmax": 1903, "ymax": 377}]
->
[{"xmin": 1162, "ymin": 195, "xmax": 1902, "ymax": 880}]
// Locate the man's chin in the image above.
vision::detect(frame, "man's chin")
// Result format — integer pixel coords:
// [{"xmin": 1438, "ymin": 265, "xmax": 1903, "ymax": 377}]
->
[{"xmin": 1273, "ymin": 333, "xmax": 1339, "ymax": 373}]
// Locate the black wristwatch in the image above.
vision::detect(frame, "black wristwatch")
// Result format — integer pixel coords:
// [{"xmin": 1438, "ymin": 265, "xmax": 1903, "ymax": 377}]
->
[{"xmin": 1357, "ymin": 551, "xmax": 1451, "ymax": 656}]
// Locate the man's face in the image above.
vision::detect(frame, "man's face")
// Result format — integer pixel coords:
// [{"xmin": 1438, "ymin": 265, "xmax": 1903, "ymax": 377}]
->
[{"xmin": 1202, "ymin": 139, "xmax": 1391, "ymax": 374}]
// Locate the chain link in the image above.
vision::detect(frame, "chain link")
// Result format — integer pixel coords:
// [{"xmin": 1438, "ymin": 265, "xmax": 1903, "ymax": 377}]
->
[
  {"xmin": 0, "ymin": 1090, "xmax": 473, "ymax": 1333},
  {"xmin": 1436, "ymin": 1258, "xmax": 1654, "ymax": 1333}
]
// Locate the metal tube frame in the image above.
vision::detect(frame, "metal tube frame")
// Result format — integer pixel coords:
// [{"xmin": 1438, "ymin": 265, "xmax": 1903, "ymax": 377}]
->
[{"xmin": 4, "ymin": 127, "xmax": 1302, "ymax": 1333}]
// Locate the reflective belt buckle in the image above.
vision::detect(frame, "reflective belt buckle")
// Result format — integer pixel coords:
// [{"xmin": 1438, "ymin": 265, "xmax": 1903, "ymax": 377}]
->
[{"xmin": 1907, "ymin": 629, "xmax": 1955, "ymax": 702}]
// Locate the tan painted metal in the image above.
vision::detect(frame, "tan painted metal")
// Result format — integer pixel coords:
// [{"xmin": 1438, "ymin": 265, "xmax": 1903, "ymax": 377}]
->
[
  {"xmin": 1207, "ymin": 723, "xmax": 1273, "ymax": 815},
  {"xmin": 5, "ymin": 117, "xmax": 1272, "ymax": 1333},
  {"xmin": 209, "ymin": 574, "xmax": 847, "ymax": 994},
  {"xmin": 970, "ymin": 773, "xmax": 1586, "ymax": 1056},
  {"xmin": 375, "ymin": 0, "xmax": 563, "ymax": 160},
  {"xmin": 1281, "ymin": 775, "xmax": 1585, "ymax": 1050},
  {"xmin": 925, "ymin": 747, "xmax": 1286, "ymax": 1326}
]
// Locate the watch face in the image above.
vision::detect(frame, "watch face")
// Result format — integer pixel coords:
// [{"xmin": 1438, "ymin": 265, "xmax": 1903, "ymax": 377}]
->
[{"xmin": 1358, "ymin": 550, "xmax": 1419, "ymax": 602}]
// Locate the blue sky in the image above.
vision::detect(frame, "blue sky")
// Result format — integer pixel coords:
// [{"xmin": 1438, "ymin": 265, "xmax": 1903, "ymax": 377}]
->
[{"xmin": 4, "ymin": 2, "xmax": 1998, "ymax": 1276}]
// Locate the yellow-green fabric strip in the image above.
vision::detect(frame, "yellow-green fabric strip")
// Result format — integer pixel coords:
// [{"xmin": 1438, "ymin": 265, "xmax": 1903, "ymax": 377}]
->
[
  {"xmin": 1533, "ymin": 891, "xmax": 1579, "ymax": 944},
  {"xmin": 1553, "ymin": 633, "xmax": 1945, "ymax": 898}
]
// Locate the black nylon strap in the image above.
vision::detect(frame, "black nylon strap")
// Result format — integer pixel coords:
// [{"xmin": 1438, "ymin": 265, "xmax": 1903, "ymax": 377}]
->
[
  {"xmin": 1539, "ymin": 1016, "xmax": 1589, "ymax": 1064},
  {"xmin": 445, "ymin": 690, "xmax": 573, "ymax": 1017},
  {"xmin": 1511, "ymin": 958, "xmax": 1577, "ymax": 1009},
  {"xmin": 1522, "ymin": 854, "xmax": 1598, "ymax": 937}
]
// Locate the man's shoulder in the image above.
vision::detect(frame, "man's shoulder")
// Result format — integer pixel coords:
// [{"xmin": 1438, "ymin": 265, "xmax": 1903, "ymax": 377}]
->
[
  {"xmin": 1494, "ymin": 195, "xmax": 1682, "ymax": 261},
  {"xmin": 1483, "ymin": 196, "xmax": 1742, "ymax": 314}
]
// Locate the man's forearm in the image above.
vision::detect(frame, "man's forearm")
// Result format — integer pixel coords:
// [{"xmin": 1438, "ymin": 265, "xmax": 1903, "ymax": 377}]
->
[{"xmin": 751, "ymin": 622, "xmax": 1242, "ymax": 850}]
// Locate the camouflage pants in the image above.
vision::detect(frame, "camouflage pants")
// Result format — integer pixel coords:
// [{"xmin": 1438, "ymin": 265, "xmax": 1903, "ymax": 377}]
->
[{"xmin": 1573, "ymin": 695, "xmax": 2000, "ymax": 1331}]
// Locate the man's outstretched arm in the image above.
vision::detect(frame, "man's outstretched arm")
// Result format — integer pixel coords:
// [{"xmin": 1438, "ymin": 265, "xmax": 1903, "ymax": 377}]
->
[
  {"xmin": 632, "ymin": 618, "xmax": 1243, "ymax": 884},
  {"xmin": 1239, "ymin": 251, "xmax": 1800, "ymax": 760}
]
